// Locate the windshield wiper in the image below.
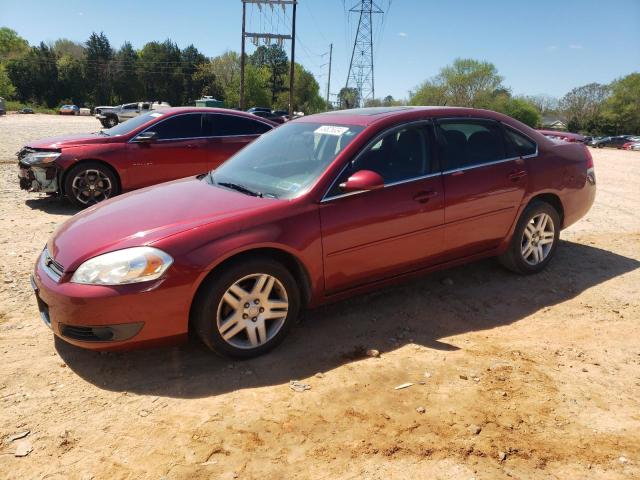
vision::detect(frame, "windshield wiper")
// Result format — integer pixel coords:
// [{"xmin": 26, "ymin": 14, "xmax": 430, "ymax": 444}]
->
[
  {"xmin": 217, "ymin": 181, "xmax": 263, "ymax": 197},
  {"xmin": 97, "ymin": 130, "xmax": 110, "ymax": 136}
]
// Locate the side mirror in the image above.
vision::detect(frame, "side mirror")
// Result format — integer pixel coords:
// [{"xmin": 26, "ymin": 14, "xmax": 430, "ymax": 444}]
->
[
  {"xmin": 339, "ymin": 170, "xmax": 384, "ymax": 193},
  {"xmin": 134, "ymin": 131, "xmax": 158, "ymax": 143}
]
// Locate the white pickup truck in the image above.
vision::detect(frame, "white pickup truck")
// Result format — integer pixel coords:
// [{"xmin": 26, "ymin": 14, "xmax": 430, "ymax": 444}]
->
[{"xmin": 95, "ymin": 101, "xmax": 170, "ymax": 128}]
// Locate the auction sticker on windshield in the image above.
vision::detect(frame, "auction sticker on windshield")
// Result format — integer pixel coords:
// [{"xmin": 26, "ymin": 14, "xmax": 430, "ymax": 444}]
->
[{"xmin": 314, "ymin": 125, "xmax": 350, "ymax": 136}]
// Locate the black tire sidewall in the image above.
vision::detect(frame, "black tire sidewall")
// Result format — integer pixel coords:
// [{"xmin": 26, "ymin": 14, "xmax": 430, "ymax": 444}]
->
[
  {"xmin": 509, "ymin": 202, "xmax": 561, "ymax": 274},
  {"xmin": 192, "ymin": 258, "xmax": 301, "ymax": 358},
  {"xmin": 64, "ymin": 162, "xmax": 119, "ymax": 208}
]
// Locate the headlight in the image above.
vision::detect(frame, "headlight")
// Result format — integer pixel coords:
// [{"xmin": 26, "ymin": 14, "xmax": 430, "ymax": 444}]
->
[
  {"xmin": 22, "ymin": 152, "xmax": 61, "ymax": 166},
  {"xmin": 70, "ymin": 247, "xmax": 173, "ymax": 285}
]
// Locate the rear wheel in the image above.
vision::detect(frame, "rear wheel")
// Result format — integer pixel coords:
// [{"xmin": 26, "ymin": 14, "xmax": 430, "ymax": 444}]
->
[
  {"xmin": 192, "ymin": 258, "xmax": 300, "ymax": 358},
  {"xmin": 499, "ymin": 201, "xmax": 560, "ymax": 274},
  {"xmin": 64, "ymin": 162, "xmax": 119, "ymax": 208}
]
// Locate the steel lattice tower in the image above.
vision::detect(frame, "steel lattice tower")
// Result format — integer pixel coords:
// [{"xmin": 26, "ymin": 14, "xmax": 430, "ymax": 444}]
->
[{"xmin": 345, "ymin": 0, "xmax": 383, "ymax": 107}]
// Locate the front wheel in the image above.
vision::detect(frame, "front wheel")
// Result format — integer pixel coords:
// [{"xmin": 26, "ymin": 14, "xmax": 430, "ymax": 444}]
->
[
  {"xmin": 192, "ymin": 258, "xmax": 300, "ymax": 358},
  {"xmin": 104, "ymin": 116, "xmax": 118, "ymax": 128},
  {"xmin": 499, "ymin": 201, "xmax": 560, "ymax": 274},
  {"xmin": 63, "ymin": 162, "xmax": 119, "ymax": 208}
]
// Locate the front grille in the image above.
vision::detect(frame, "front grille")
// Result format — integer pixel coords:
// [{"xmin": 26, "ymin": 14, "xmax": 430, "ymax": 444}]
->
[{"xmin": 41, "ymin": 247, "xmax": 65, "ymax": 282}]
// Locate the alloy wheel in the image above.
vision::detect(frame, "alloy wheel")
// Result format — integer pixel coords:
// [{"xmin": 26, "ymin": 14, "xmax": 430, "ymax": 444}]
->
[
  {"xmin": 216, "ymin": 273, "xmax": 289, "ymax": 349},
  {"xmin": 71, "ymin": 169, "xmax": 113, "ymax": 205},
  {"xmin": 520, "ymin": 212, "xmax": 555, "ymax": 265}
]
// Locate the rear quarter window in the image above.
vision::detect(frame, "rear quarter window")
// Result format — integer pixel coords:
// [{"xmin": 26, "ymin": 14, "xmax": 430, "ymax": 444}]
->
[{"xmin": 504, "ymin": 127, "xmax": 537, "ymax": 157}]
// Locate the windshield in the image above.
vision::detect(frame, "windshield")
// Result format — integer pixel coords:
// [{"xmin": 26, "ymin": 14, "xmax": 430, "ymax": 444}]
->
[
  {"xmin": 208, "ymin": 122, "xmax": 364, "ymax": 199},
  {"xmin": 102, "ymin": 111, "xmax": 165, "ymax": 136}
]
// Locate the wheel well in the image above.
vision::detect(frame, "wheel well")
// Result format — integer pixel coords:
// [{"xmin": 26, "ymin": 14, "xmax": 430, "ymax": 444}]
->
[
  {"xmin": 191, "ymin": 247, "xmax": 312, "ymax": 314},
  {"xmin": 60, "ymin": 159, "xmax": 122, "ymax": 195},
  {"xmin": 528, "ymin": 193, "xmax": 564, "ymax": 225}
]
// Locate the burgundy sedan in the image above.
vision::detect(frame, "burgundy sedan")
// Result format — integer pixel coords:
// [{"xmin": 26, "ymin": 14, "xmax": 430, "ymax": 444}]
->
[
  {"xmin": 32, "ymin": 107, "xmax": 596, "ymax": 357},
  {"xmin": 18, "ymin": 107, "xmax": 275, "ymax": 207}
]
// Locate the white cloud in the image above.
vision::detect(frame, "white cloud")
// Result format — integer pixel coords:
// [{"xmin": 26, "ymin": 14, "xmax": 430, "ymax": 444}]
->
[
  {"xmin": 547, "ymin": 45, "xmax": 558, "ymax": 51},
  {"xmin": 569, "ymin": 44, "xmax": 583, "ymax": 49},
  {"xmin": 397, "ymin": 32, "xmax": 408, "ymax": 38}
]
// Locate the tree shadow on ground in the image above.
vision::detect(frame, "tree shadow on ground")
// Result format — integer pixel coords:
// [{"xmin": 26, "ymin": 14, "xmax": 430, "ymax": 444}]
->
[
  {"xmin": 25, "ymin": 197, "xmax": 78, "ymax": 215},
  {"xmin": 56, "ymin": 240, "xmax": 639, "ymax": 398}
]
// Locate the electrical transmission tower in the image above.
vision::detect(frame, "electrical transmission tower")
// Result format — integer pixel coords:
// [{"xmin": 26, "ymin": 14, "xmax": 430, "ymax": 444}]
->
[{"xmin": 345, "ymin": 0, "xmax": 383, "ymax": 107}]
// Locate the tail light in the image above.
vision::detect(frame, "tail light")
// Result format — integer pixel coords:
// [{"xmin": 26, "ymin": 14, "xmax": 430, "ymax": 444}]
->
[{"xmin": 584, "ymin": 145, "xmax": 595, "ymax": 185}]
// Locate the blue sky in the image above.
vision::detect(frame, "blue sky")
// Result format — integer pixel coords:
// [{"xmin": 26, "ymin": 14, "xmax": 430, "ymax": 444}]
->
[{"xmin": 2, "ymin": 0, "xmax": 639, "ymax": 101}]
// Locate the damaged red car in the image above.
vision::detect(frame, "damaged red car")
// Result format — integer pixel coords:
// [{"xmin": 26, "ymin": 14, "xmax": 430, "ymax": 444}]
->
[
  {"xmin": 32, "ymin": 107, "xmax": 596, "ymax": 358},
  {"xmin": 17, "ymin": 107, "xmax": 275, "ymax": 207}
]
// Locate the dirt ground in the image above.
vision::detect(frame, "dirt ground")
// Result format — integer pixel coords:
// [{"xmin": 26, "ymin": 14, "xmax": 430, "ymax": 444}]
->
[{"xmin": 0, "ymin": 113, "xmax": 639, "ymax": 479}]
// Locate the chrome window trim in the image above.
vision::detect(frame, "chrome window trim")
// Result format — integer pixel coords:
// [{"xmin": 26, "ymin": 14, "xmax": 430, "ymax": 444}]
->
[
  {"xmin": 321, "ymin": 119, "xmax": 435, "ymax": 203},
  {"xmin": 442, "ymin": 156, "xmax": 521, "ymax": 175},
  {"xmin": 129, "ymin": 112, "xmax": 273, "ymax": 144}
]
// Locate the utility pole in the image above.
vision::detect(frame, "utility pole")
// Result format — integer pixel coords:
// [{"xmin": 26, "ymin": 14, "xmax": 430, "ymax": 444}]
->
[
  {"xmin": 240, "ymin": 1, "xmax": 247, "ymax": 109},
  {"xmin": 288, "ymin": 0, "xmax": 296, "ymax": 117},
  {"xmin": 239, "ymin": 0, "xmax": 297, "ymax": 113},
  {"xmin": 345, "ymin": 1, "xmax": 383, "ymax": 107},
  {"xmin": 326, "ymin": 43, "xmax": 333, "ymax": 109}
]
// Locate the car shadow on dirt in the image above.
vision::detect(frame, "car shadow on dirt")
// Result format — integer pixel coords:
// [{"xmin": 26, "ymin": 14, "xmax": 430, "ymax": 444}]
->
[
  {"xmin": 25, "ymin": 197, "xmax": 78, "ymax": 215},
  {"xmin": 55, "ymin": 240, "xmax": 639, "ymax": 398}
]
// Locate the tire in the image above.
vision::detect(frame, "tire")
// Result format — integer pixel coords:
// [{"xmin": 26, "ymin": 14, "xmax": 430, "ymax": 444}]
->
[
  {"xmin": 63, "ymin": 162, "xmax": 119, "ymax": 208},
  {"xmin": 192, "ymin": 257, "xmax": 301, "ymax": 358},
  {"xmin": 104, "ymin": 115, "xmax": 118, "ymax": 128},
  {"xmin": 499, "ymin": 201, "xmax": 561, "ymax": 274}
]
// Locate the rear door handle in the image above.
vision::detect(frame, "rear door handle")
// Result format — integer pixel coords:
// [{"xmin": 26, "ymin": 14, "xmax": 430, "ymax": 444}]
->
[
  {"xmin": 413, "ymin": 191, "xmax": 438, "ymax": 203},
  {"xmin": 508, "ymin": 170, "xmax": 527, "ymax": 181}
]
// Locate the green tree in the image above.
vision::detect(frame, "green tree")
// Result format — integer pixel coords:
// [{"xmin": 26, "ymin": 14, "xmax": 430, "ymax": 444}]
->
[
  {"xmin": 249, "ymin": 44, "xmax": 288, "ymax": 104},
  {"xmin": 603, "ymin": 73, "xmax": 640, "ymax": 134},
  {"xmin": 275, "ymin": 63, "xmax": 325, "ymax": 113},
  {"xmin": 0, "ymin": 27, "xmax": 29, "ymax": 61},
  {"xmin": 85, "ymin": 32, "xmax": 113, "ymax": 105},
  {"xmin": 410, "ymin": 58, "xmax": 504, "ymax": 107},
  {"xmin": 0, "ymin": 63, "xmax": 15, "ymax": 98},
  {"xmin": 138, "ymin": 39, "xmax": 183, "ymax": 105},
  {"xmin": 112, "ymin": 42, "xmax": 142, "ymax": 103},
  {"xmin": 338, "ymin": 87, "xmax": 359, "ymax": 109},
  {"xmin": 493, "ymin": 96, "xmax": 541, "ymax": 128},
  {"xmin": 559, "ymin": 83, "xmax": 610, "ymax": 132},
  {"xmin": 181, "ymin": 44, "xmax": 207, "ymax": 104},
  {"xmin": 57, "ymin": 54, "xmax": 86, "ymax": 105},
  {"xmin": 52, "ymin": 38, "xmax": 85, "ymax": 60}
]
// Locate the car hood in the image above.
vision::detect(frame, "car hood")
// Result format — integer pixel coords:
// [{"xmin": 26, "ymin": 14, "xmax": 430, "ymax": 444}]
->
[
  {"xmin": 48, "ymin": 177, "xmax": 278, "ymax": 271},
  {"xmin": 26, "ymin": 133, "xmax": 121, "ymax": 149}
]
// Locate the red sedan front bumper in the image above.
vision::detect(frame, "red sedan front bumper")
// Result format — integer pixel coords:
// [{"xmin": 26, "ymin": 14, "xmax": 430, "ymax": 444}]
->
[{"xmin": 32, "ymin": 250, "xmax": 193, "ymax": 351}]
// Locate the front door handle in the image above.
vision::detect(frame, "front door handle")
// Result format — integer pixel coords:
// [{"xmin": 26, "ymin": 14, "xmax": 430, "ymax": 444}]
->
[
  {"xmin": 413, "ymin": 191, "xmax": 438, "ymax": 203},
  {"xmin": 508, "ymin": 170, "xmax": 527, "ymax": 182}
]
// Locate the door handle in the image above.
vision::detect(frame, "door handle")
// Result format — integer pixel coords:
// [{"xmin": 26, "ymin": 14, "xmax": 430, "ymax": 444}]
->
[
  {"xmin": 186, "ymin": 144, "xmax": 198, "ymax": 149},
  {"xmin": 413, "ymin": 191, "xmax": 438, "ymax": 203},
  {"xmin": 508, "ymin": 170, "xmax": 527, "ymax": 182}
]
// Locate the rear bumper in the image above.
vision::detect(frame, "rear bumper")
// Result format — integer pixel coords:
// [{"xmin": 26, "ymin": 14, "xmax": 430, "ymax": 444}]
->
[{"xmin": 32, "ymin": 251, "xmax": 192, "ymax": 351}]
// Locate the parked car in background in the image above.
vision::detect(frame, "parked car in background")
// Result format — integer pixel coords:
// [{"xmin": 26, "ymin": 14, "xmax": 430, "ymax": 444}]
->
[
  {"xmin": 95, "ymin": 101, "xmax": 171, "ymax": 128},
  {"xmin": 18, "ymin": 107, "xmax": 275, "ymax": 207},
  {"xmin": 249, "ymin": 110, "xmax": 288, "ymax": 124},
  {"xmin": 30, "ymin": 107, "xmax": 596, "ymax": 357},
  {"xmin": 621, "ymin": 137, "xmax": 640, "ymax": 149},
  {"xmin": 0, "ymin": 96, "xmax": 5, "ymax": 115},
  {"xmin": 589, "ymin": 135, "xmax": 634, "ymax": 148},
  {"xmin": 18, "ymin": 108, "xmax": 35, "ymax": 114},
  {"xmin": 623, "ymin": 141, "xmax": 640, "ymax": 151},
  {"xmin": 537, "ymin": 129, "xmax": 585, "ymax": 143},
  {"xmin": 59, "ymin": 105, "xmax": 79, "ymax": 115}
]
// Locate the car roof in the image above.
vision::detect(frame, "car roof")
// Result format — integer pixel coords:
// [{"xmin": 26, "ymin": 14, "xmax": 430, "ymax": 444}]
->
[
  {"xmin": 156, "ymin": 107, "xmax": 278, "ymax": 125},
  {"xmin": 296, "ymin": 106, "xmax": 511, "ymax": 126}
]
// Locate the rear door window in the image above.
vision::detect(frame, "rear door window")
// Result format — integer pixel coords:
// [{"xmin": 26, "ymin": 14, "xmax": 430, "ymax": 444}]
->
[
  {"xmin": 151, "ymin": 113, "xmax": 203, "ymax": 140},
  {"xmin": 203, "ymin": 114, "xmax": 273, "ymax": 137},
  {"xmin": 436, "ymin": 119, "xmax": 508, "ymax": 170}
]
